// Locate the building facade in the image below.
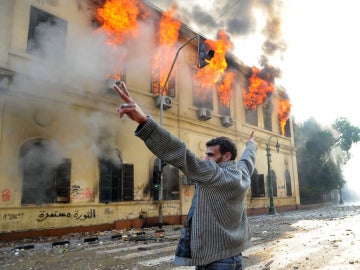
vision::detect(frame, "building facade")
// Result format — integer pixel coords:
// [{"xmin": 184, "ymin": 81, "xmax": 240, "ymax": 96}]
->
[{"xmin": 0, "ymin": 0, "xmax": 299, "ymax": 240}]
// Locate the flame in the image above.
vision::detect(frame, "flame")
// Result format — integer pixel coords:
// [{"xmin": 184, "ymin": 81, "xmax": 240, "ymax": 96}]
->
[
  {"xmin": 217, "ymin": 71, "xmax": 236, "ymax": 107},
  {"xmin": 159, "ymin": 4, "xmax": 181, "ymax": 45},
  {"xmin": 194, "ymin": 30, "xmax": 234, "ymax": 103},
  {"xmin": 152, "ymin": 4, "xmax": 182, "ymax": 95},
  {"xmin": 242, "ymin": 66, "xmax": 275, "ymax": 110},
  {"xmin": 276, "ymin": 90, "xmax": 292, "ymax": 135},
  {"xmin": 96, "ymin": 0, "xmax": 148, "ymax": 45},
  {"xmin": 106, "ymin": 73, "xmax": 122, "ymax": 81}
]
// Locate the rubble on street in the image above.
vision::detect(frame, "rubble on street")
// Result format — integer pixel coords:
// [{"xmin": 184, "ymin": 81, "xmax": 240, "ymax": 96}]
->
[{"xmin": 0, "ymin": 203, "xmax": 359, "ymax": 269}]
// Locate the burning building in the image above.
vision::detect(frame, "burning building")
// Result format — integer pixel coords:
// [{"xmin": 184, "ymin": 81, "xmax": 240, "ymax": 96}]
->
[{"xmin": 0, "ymin": 0, "xmax": 299, "ymax": 240}]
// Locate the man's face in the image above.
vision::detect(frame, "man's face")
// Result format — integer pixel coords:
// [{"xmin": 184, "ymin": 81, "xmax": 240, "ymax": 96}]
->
[{"xmin": 204, "ymin": 145, "xmax": 231, "ymax": 163}]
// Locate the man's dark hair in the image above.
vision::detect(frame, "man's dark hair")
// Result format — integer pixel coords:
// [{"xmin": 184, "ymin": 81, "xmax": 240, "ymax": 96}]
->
[{"xmin": 206, "ymin": 136, "xmax": 237, "ymax": 160}]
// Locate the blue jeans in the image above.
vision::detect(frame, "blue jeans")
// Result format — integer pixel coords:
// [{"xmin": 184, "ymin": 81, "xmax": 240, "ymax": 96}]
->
[{"xmin": 195, "ymin": 254, "xmax": 243, "ymax": 270}]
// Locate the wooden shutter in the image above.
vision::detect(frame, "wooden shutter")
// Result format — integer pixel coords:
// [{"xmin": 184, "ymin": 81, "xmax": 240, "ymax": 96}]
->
[
  {"xmin": 251, "ymin": 173, "xmax": 265, "ymax": 198},
  {"xmin": 55, "ymin": 158, "xmax": 71, "ymax": 203},
  {"xmin": 258, "ymin": 174, "xmax": 265, "ymax": 197},
  {"xmin": 122, "ymin": 164, "xmax": 134, "ymax": 201},
  {"xmin": 99, "ymin": 159, "xmax": 113, "ymax": 203}
]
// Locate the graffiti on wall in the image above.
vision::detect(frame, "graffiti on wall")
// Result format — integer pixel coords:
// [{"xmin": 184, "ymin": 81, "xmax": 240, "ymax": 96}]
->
[
  {"xmin": 37, "ymin": 208, "xmax": 96, "ymax": 222},
  {"xmin": 70, "ymin": 185, "xmax": 92, "ymax": 201},
  {"xmin": 134, "ymin": 184, "xmax": 145, "ymax": 200},
  {"xmin": 104, "ymin": 208, "xmax": 114, "ymax": 215},
  {"xmin": 3, "ymin": 213, "xmax": 24, "ymax": 221},
  {"xmin": 182, "ymin": 186, "xmax": 192, "ymax": 204},
  {"xmin": 1, "ymin": 188, "xmax": 11, "ymax": 202}
]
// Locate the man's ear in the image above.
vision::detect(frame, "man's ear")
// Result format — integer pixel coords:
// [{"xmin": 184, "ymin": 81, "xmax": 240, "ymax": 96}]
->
[{"xmin": 223, "ymin": 152, "xmax": 232, "ymax": 161}]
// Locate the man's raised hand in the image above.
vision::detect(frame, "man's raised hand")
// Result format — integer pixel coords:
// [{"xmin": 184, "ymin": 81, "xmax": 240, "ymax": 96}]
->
[{"xmin": 114, "ymin": 81, "xmax": 148, "ymax": 124}]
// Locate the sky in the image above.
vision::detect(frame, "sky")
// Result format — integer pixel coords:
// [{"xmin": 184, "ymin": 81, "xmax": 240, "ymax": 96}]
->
[
  {"xmin": 279, "ymin": 0, "xmax": 360, "ymax": 196},
  {"xmin": 149, "ymin": 0, "xmax": 360, "ymax": 195}
]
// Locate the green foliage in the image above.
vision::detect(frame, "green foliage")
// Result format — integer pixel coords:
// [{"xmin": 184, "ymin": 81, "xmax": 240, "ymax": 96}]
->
[
  {"xmin": 332, "ymin": 117, "xmax": 360, "ymax": 162},
  {"xmin": 294, "ymin": 117, "xmax": 351, "ymax": 203}
]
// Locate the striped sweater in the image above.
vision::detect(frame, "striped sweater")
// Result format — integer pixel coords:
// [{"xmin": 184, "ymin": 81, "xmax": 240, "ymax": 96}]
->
[{"xmin": 135, "ymin": 117, "xmax": 257, "ymax": 266}]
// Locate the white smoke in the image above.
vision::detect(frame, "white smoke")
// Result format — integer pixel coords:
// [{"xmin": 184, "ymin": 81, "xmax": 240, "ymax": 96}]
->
[
  {"xmin": 9, "ymin": 3, "xmax": 157, "ymax": 161},
  {"xmin": 82, "ymin": 112, "xmax": 122, "ymax": 167},
  {"xmin": 21, "ymin": 140, "xmax": 64, "ymax": 170}
]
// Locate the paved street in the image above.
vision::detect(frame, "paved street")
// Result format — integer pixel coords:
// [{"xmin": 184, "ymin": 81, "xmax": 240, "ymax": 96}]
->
[{"xmin": 1, "ymin": 203, "xmax": 360, "ymax": 269}]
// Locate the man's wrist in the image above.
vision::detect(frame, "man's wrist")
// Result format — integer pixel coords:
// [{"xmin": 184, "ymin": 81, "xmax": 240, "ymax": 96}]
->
[{"xmin": 138, "ymin": 115, "xmax": 149, "ymax": 124}]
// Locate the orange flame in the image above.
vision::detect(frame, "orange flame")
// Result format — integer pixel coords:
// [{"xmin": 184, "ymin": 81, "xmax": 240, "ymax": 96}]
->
[
  {"xmin": 276, "ymin": 90, "xmax": 292, "ymax": 135},
  {"xmin": 152, "ymin": 4, "xmax": 182, "ymax": 95},
  {"xmin": 194, "ymin": 30, "xmax": 234, "ymax": 103},
  {"xmin": 217, "ymin": 71, "xmax": 236, "ymax": 107},
  {"xmin": 106, "ymin": 72, "xmax": 124, "ymax": 82},
  {"xmin": 96, "ymin": 0, "xmax": 148, "ymax": 45},
  {"xmin": 242, "ymin": 66, "xmax": 275, "ymax": 110}
]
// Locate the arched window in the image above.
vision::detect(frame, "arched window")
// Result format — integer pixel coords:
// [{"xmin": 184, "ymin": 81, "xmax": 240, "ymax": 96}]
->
[
  {"xmin": 20, "ymin": 139, "xmax": 70, "ymax": 204},
  {"xmin": 285, "ymin": 169, "xmax": 292, "ymax": 196},
  {"xmin": 251, "ymin": 169, "xmax": 265, "ymax": 198},
  {"xmin": 268, "ymin": 169, "xmax": 278, "ymax": 197},
  {"xmin": 263, "ymin": 99, "xmax": 273, "ymax": 132},
  {"xmin": 245, "ymin": 108, "xmax": 258, "ymax": 126}
]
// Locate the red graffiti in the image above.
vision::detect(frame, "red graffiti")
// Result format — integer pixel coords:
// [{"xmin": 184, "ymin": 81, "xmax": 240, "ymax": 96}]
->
[
  {"xmin": 71, "ymin": 185, "xmax": 92, "ymax": 201},
  {"xmin": 1, "ymin": 188, "xmax": 11, "ymax": 202},
  {"xmin": 82, "ymin": 187, "xmax": 92, "ymax": 199},
  {"xmin": 183, "ymin": 187, "xmax": 191, "ymax": 198}
]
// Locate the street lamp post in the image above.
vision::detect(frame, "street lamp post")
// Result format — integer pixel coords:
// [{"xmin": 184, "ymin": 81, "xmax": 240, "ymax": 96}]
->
[
  {"xmin": 266, "ymin": 135, "xmax": 280, "ymax": 215},
  {"xmin": 157, "ymin": 34, "xmax": 213, "ymax": 228}
]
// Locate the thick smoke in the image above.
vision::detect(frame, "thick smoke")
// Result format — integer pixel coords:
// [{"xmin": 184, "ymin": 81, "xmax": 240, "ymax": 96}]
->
[
  {"xmin": 188, "ymin": 5, "xmax": 218, "ymax": 31},
  {"xmin": 12, "ymin": 1, "xmax": 157, "ymax": 97},
  {"xmin": 13, "ymin": 22, "xmax": 129, "ymax": 95},
  {"xmin": 150, "ymin": 0, "xmax": 286, "ymax": 75},
  {"xmin": 10, "ymin": 0, "xmax": 287, "ymax": 161},
  {"xmin": 20, "ymin": 140, "xmax": 65, "ymax": 204},
  {"xmin": 21, "ymin": 140, "xmax": 64, "ymax": 170},
  {"xmin": 217, "ymin": 0, "xmax": 255, "ymax": 36},
  {"xmin": 82, "ymin": 112, "xmax": 122, "ymax": 167},
  {"xmin": 10, "ymin": 1, "xmax": 157, "ymax": 161}
]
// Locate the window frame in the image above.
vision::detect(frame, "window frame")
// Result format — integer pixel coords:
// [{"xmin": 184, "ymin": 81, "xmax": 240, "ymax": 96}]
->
[
  {"xmin": 27, "ymin": 5, "xmax": 67, "ymax": 56},
  {"xmin": 99, "ymin": 159, "xmax": 134, "ymax": 203},
  {"xmin": 20, "ymin": 140, "xmax": 71, "ymax": 205},
  {"xmin": 251, "ymin": 172, "xmax": 265, "ymax": 198}
]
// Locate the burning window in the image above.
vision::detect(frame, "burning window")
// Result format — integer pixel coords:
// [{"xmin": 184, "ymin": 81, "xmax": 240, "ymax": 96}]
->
[
  {"xmin": 245, "ymin": 108, "xmax": 258, "ymax": 127},
  {"xmin": 276, "ymin": 89, "xmax": 292, "ymax": 137},
  {"xmin": 151, "ymin": 4, "xmax": 181, "ymax": 97},
  {"xmin": 106, "ymin": 72, "xmax": 127, "ymax": 96},
  {"xmin": 193, "ymin": 87, "xmax": 213, "ymax": 109},
  {"xmin": 192, "ymin": 68, "xmax": 214, "ymax": 110},
  {"xmin": 93, "ymin": 0, "xmax": 149, "ymax": 45},
  {"xmin": 27, "ymin": 6, "xmax": 67, "ymax": 58},
  {"xmin": 20, "ymin": 139, "xmax": 70, "ymax": 205},
  {"xmin": 151, "ymin": 69, "xmax": 175, "ymax": 97},
  {"xmin": 251, "ymin": 170, "xmax": 265, "ymax": 198},
  {"xmin": 193, "ymin": 31, "xmax": 234, "ymax": 111},
  {"xmin": 263, "ymin": 99, "xmax": 273, "ymax": 132},
  {"xmin": 217, "ymin": 71, "xmax": 236, "ymax": 116},
  {"xmin": 99, "ymin": 160, "xmax": 134, "ymax": 202},
  {"xmin": 242, "ymin": 66, "xmax": 275, "ymax": 128},
  {"xmin": 284, "ymin": 119, "xmax": 291, "ymax": 137},
  {"xmin": 217, "ymin": 71, "xmax": 236, "ymax": 112}
]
